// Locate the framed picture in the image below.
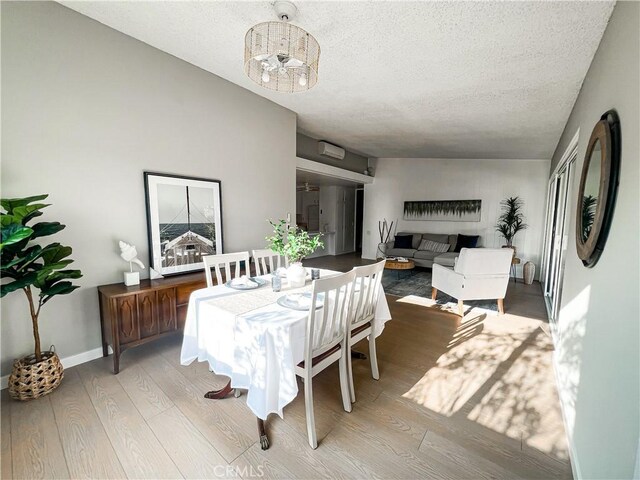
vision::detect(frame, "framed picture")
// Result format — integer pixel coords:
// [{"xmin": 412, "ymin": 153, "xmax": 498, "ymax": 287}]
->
[
  {"xmin": 403, "ymin": 199, "xmax": 482, "ymax": 222},
  {"xmin": 144, "ymin": 172, "xmax": 223, "ymax": 276}
]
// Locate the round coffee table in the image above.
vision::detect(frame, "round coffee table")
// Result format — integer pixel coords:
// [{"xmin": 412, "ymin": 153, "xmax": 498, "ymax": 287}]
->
[{"xmin": 385, "ymin": 259, "xmax": 415, "ymax": 279}]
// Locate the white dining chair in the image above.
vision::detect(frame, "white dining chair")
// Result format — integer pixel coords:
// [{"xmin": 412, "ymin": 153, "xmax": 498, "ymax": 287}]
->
[
  {"xmin": 251, "ymin": 248, "xmax": 288, "ymax": 276},
  {"xmin": 347, "ymin": 259, "xmax": 386, "ymax": 403},
  {"xmin": 295, "ymin": 270, "xmax": 356, "ymax": 449},
  {"xmin": 202, "ymin": 252, "xmax": 251, "ymax": 287}
]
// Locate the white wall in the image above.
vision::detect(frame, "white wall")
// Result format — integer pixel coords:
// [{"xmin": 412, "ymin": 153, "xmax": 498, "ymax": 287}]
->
[
  {"xmin": 1, "ymin": 2, "xmax": 296, "ymax": 375},
  {"xmin": 549, "ymin": 2, "xmax": 639, "ymax": 478},
  {"xmin": 362, "ymin": 158, "xmax": 550, "ymax": 277}
]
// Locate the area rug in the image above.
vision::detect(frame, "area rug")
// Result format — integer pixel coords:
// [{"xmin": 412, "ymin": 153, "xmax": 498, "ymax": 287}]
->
[{"xmin": 382, "ymin": 268, "xmax": 498, "ymax": 313}]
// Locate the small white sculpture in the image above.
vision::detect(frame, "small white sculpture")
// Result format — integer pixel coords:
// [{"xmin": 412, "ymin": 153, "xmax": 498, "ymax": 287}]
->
[{"xmin": 119, "ymin": 241, "xmax": 145, "ymax": 286}]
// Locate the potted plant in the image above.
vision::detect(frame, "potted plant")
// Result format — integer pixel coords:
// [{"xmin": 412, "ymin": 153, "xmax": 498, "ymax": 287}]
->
[
  {"xmin": 1, "ymin": 195, "xmax": 82, "ymax": 400},
  {"xmin": 495, "ymin": 196, "xmax": 527, "ymax": 252},
  {"xmin": 266, "ymin": 219, "xmax": 323, "ymax": 287}
]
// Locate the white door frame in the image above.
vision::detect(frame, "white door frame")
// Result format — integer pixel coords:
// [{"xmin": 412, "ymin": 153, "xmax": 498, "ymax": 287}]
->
[{"xmin": 541, "ymin": 130, "xmax": 579, "ymax": 335}]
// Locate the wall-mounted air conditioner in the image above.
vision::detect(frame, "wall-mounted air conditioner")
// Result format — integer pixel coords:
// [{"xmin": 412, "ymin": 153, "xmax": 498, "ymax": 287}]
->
[{"xmin": 318, "ymin": 141, "xmax": 345, "ymax": 160}]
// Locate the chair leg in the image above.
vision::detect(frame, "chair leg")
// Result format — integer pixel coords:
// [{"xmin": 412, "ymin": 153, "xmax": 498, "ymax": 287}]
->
[
  {"xmin": 339, "ymin": 352, "xmax": 353, "ymax": 413},
  {"xmin": 369, "ymin": 335, "xmax": 380, "ymax": 381},
  {"xmin": 458, "ymin": 300, "xmax": 464, "ymax": 317},
  {"xmin": 431, "ymin": 287, "xmax": 437, "ymax": 300},
  {"xmin": 303, "ymin": 373, "xmax": 318, "ymax": 449},
  {"xmin": 497, "ymin": 298, "xmax": 505, "ymax": 314},
  {"xmin": 347, "ymin": 344, "xmax": 356, "ymax": 403}
]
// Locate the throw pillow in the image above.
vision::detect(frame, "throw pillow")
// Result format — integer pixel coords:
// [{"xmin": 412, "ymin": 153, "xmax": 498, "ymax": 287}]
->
[
  {"xmin": 393, "ymin": 235, "xmax": 413, "ymax": 249},
  {"xmin": 418, "ymin": 239, "xmax": 450, "ymax": 253},
  {"xmin": 454, "ymin": 234, "xmax": 480, "ymax": 252}
]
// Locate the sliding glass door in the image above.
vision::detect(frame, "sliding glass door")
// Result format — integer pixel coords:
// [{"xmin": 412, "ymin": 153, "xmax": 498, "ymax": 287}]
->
[{"xmin": 542, "ymin": 152, "xmax": 576, "ymax": 331}]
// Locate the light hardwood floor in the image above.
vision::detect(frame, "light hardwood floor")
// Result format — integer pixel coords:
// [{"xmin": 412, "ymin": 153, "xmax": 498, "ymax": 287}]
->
[{"xmin": 1, "ymin": 255, "xmax": 572, "ymax": 479}]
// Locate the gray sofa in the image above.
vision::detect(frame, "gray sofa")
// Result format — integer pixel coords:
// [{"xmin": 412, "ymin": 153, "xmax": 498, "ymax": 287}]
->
[{"xmin": 384, "ymin": 232, "xmax": 481, "ymax": 268}]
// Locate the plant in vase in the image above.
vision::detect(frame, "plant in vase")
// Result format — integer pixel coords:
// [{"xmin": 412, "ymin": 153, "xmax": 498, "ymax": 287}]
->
[
  {"xmin": 266, "ymin": 219, "xmax": 323, "ymax": 287},
  {"xmin": 1, "ymin": 195, "xmax": 82, "ymax": 400},
  {"xmin": 495, "ymin": 196, "xmax": 527, "ymax": 253}
]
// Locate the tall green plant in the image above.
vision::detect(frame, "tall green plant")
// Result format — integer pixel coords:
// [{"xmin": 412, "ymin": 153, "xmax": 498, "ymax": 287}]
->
[
  {"xmin": 265, "ymin": 219, "xmax": 323, "ymax": 264},
  {"xmin": 495, "ymin": 196, "xmax": 527, "ymax": 246},
  {"xmin": 1, "ymin": 195, "xmax": 82, "ymax": 362}
]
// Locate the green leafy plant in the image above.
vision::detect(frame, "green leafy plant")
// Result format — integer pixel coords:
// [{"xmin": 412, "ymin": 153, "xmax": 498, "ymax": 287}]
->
[
  {"xmin": 496, "ymin": 196, "xmax": 527, "ymax": 247},
  {"xmin": 1, "ymin": 195, "xmax": 82, "ymax": 362},
  {"xmin": 581, "ymin": 195, "xmax": 597, "ymax": 240},
  {"xmin": 266, "ymin": 219, "xmax": 324, "ymax": 264}
]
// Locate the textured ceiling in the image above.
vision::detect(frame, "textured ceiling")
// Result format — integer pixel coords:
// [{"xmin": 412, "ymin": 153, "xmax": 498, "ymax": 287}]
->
[{"xmin": 60, "ymin": 1, "xmax": 614, "ymax": 159}]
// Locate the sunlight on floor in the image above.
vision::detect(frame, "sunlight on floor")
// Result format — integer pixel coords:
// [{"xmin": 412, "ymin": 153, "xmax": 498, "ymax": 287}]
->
[{"xmin": 398, "ymin": 299, "xmax": 570, "ymax": 461}]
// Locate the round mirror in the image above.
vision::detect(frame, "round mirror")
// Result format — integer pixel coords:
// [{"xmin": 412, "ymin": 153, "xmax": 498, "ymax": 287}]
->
[
  {"xmin": 575, "ymin": 110, "xmax": 621, "ymax": 268},
  {"xmin": 581, "ymin": 139, "xmax": 601, "ymax": 242}
]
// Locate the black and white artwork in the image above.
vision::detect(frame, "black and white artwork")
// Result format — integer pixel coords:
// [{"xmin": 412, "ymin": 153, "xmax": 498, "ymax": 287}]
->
[
  {"xmin": 403, "ymin": 200, "xmax": 482, "ymax": 222},
  {"xmin": 144, "ymin": 172, "xmax": 223, "ymax": 276}
]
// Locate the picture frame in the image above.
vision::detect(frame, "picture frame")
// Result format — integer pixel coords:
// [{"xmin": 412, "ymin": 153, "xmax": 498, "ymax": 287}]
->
[{"xmin": 144, "ymin": 172, "xmax": 223, "ymax": 276}]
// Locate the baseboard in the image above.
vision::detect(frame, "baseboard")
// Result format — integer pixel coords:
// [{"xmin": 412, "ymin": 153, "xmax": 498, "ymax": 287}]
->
[
  {"xmin": 551, "ymin": 350, "xmax": 582, "ymax": 479},
  {"xmin": 1, "ymin": 345, "xmax": 113, "ymax": 390}
]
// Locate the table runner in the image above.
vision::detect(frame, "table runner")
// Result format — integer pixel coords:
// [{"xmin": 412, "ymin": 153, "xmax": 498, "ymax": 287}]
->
[{"xmin": 207, "ymin": 276, "xmax": 321, "ymax": 316}]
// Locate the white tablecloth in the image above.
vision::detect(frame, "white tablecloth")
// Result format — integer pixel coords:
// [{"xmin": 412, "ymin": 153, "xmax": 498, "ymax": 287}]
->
[{"xmin": 180, "ymin": 270, "xmax": 391, "ymax": 420}]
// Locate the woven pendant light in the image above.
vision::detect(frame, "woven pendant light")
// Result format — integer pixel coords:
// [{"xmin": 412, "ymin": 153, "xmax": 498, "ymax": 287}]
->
[{"xmin": 244, "ymin": 1, "xmax": 320, "ymax": 93}]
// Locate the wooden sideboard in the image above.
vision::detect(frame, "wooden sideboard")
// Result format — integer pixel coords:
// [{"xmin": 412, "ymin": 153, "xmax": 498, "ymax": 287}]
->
[{"xmin": 98, "ymin": 273, "xmax": 206, "ymax": 373}]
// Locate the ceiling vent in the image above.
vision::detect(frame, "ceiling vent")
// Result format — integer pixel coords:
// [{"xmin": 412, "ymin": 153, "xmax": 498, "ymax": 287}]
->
[{"xmin": 318, "ymin": 141, "xmax": 345, "ymax": 160}]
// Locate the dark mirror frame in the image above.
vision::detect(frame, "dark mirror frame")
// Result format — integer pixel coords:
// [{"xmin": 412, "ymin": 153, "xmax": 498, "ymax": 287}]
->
[{"xmin": 575, "ymin": 110, "xmax": 621, "ymax": 268}]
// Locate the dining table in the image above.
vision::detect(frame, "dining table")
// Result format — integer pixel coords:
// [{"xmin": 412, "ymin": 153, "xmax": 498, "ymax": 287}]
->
[{"xmin": 180, "ymin": 268, "xmax": 392, "ymax": 449}]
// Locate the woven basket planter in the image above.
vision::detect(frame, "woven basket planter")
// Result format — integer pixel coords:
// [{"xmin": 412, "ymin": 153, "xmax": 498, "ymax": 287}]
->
[{"xmin": 8, "ymin": 350, "xmax": 64, "ymax": 401}]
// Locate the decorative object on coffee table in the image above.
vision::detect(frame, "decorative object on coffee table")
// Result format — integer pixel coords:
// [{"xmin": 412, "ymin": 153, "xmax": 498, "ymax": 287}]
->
[
  {"xmin": 523, "ymin": 261, "xmax": 535, "ymax": 285},
  {"xmin": 403, "ymin": 200, "xmax": 481, "ymax": 222},
  {"xmin": 119, "ymin": 240, "xmax": 145, "ymax": 286},
  {"xmin": 266, "ymin": 218, "xmax": 323, "ymax": 288},
  {"xmin": 496, "ymin": 196, "xmax": 527, "ymax": 248},
  {"xmin": 575, "ymin": 110, "xmax": 621, "ymax": 268},
  {"xmin": 1, "ymin": 194, "xmax": 82, "ymax": 400}
]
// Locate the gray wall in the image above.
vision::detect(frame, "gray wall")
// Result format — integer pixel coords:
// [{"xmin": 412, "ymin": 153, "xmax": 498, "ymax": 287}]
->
[
  {"xmin": 549, "ymin": 2, "xmax": 639, "ymax": 478},
  {"xmin": 1, "ymin": 2, "xmax": 297, "ymax": 375},
  {"xmin": 297, "ymin": 132, "xmax": 369, "ymax": 174}
]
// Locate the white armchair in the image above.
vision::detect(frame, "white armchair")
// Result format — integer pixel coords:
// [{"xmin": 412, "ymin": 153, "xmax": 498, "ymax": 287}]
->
[{"xmin": 431, "ymin": 248, "xmax": 513, "ymax": 316}]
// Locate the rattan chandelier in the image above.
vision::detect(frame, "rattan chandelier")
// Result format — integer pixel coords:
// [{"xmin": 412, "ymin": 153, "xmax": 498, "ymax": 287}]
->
[{"xmin": 244, "ymin": 1, "xmax": 320, "ymax": 93}]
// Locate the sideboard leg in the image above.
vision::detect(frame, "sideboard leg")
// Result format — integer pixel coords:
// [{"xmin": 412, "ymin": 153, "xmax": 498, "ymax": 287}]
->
[{"xmin": 113, "ymin": 350, "xmax": 120, "ymax": 374}]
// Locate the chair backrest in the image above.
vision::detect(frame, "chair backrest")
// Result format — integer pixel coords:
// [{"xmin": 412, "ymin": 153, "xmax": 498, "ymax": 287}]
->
[
  {"xmin": 350, "ymin": 260, "xmax": 386, "ymax": 330},
  {"xmin": 454, "ymin": 248, "xmax": 513, "ymax": 276},
  {"xmin": 202, "ymin": 252, "xmax": 250, "ymax": 287},
  {"xmin": 252, "ymin": 248, "xmax": 288, "ymax": 276},
  {"xmin": 304, "ymin": 270, "xmax": 356, "ymax": 363}
]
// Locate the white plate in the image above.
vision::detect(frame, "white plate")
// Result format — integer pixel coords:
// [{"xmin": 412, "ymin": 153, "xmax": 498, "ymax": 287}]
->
[
  {"xmin": 277, "ymin": 292, "xmax": 324, "ymax": 311},
  {"xmin": 225, "ymin": 277, "xmax": 267, "ymax": 290}
]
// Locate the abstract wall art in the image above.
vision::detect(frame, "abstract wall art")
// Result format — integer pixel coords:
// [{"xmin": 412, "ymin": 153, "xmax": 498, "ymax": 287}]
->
[{"xmin": 403, "ymin": 199, "xmax": 482, "ymax": 222}]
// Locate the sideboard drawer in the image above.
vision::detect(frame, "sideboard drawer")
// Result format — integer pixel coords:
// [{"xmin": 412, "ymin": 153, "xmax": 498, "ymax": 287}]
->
[{"xmin": 176, "ymin": 280, "xmax": 205, "ymax": 305}]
